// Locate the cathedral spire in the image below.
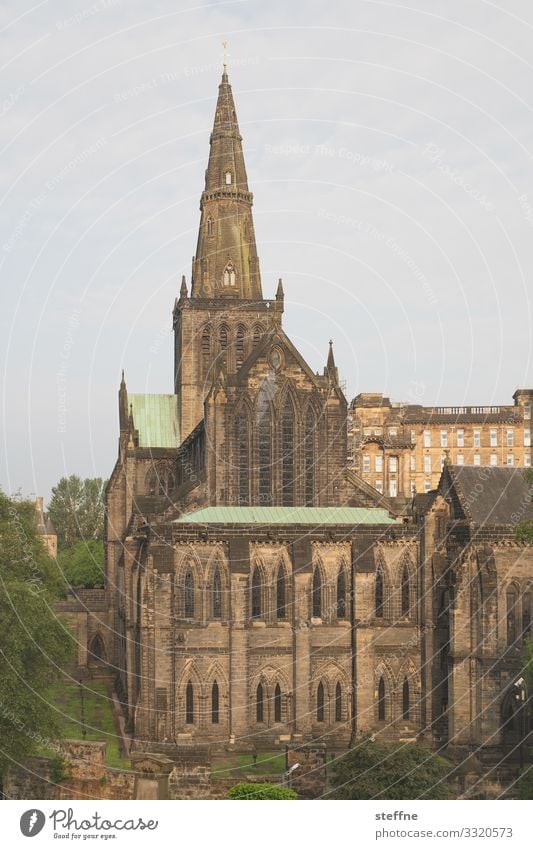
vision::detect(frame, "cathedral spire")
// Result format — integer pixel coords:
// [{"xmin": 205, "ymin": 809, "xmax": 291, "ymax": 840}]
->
[
  {"xmin": 325, "ymin": 340, "xmax": 339, "ymax": 385},
  {"xmin": 191, "ymin": 70, "xmax": 262, "ymax": 300}
]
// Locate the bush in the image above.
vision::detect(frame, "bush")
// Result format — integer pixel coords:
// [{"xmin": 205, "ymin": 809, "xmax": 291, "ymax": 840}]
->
[
  {"xmin": 228, "ymin": 782, "xmax": 298, "ymax": 800},
  {"xmin": 329, "ymin": 737, "xmax": 454, "ymax": 800},
  {"xmin": 58, "ymin": 540, "xmax": 104, "ymax": 588}
]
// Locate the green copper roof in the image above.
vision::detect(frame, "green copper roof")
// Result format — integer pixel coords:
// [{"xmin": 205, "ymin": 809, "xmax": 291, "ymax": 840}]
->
[
  {"xmin": 175, "ymin": 506, "xmax": 398, "ymax": 525},
  {"xmin": 130, "ymin": 394, "xmax": 180, "ymax": 449}
]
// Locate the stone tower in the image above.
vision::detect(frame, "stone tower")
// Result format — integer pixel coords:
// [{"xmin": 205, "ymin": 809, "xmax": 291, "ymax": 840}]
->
[{"xmin": 174, "ymin": 70, "xmax": 282, "ymax": 441}]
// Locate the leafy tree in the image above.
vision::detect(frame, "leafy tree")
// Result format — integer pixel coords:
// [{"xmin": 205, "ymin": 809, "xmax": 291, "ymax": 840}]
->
[
  {"xmin": 48, "ymin": 476, "xmax": 106, "ymax": 549},
  {"xmin": 57, "ymin": 540, "xmax": 104, "ymax": 589},
  {"xmin": 0, "ymin": 491, "xmax": 73, "ymax": 777},
  {"xmin": 515, "ymin": 469, "xmax": 533, "ymax": 544},
  {"xmin": 228, "ymin": 782, "xmax": 298, "ymax": 800},
  {"xmin": 329, "ymin": 737, "xmax": 454, "ymax": 799}
]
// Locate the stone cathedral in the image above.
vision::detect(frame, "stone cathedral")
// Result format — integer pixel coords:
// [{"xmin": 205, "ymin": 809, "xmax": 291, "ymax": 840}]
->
[{"xmin": 95, "ymin": 69, "xmax": 533, "ymax": 783}]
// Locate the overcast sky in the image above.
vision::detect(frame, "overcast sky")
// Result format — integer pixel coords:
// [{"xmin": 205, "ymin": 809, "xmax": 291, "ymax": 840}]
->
[{"xmin": 1, "ymin": 0, "xmax": 533, "ymax": 502}]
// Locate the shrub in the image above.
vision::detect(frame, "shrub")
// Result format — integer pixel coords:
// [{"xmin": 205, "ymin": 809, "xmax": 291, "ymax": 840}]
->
[{"xmin": 228, "ymin": 782, "xmax": 298, "ymax": 800}]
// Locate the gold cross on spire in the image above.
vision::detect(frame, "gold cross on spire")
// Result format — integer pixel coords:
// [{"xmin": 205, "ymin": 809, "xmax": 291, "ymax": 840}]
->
[{"xmin": 222, "ymin": 40, "xmax": 229, "ymax": 73}]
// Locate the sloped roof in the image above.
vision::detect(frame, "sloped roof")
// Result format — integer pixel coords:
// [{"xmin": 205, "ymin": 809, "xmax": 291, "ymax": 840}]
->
[
  {"xmin": 174, "ymin": 506, "xmax": 398, "ymax": 525},
  {"xmin": 129, "ymin": 394, "xmax": 180, "ymax": 449},
  {"xmin": 443, "ymin": 465, "xmax": 533, "ymax": 526}
]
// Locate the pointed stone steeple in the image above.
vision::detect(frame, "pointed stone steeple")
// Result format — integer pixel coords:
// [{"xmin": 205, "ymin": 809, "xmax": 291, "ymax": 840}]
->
[
  {"xmin": 119, "ymin": 370, "xmax": 128, "ymax": 430},
  {"xmin": 191, "ymin": 70, "xmax": 262, "ymax": 300},
  {"xmin": 325, "ymin": 340, "xmax": 339, "ymax": 384}
]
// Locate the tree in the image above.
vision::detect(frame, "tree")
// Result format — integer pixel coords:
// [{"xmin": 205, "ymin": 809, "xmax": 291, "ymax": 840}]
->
[
  {"xmin": 329, "ymin": 737, "xmax": 454, "ymax": 799},
  {"xmin": 228, "ymin": 782, "xmax": 298, "ymax": 800},
  {"xmin": 515, "ymin": 469, "xmax": 533, "ymax": 544},
  {"xmin": 48, "ymin": 476, "xmax": 106, "ymax": 549},
  {"xmin": 57, "ymin": 540, "xmax": 104, "ymax": 589},
  {"xmin": 0, "ymin": 491, "xmax": 73, "ymax": 777}
]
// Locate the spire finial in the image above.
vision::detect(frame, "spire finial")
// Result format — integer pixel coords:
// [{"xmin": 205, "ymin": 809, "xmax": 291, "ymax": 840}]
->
[
  {"xmin": 180, "ymin": 275, "xmax": 188, "ymax": 299},
  {"xmin": 222, "ymin": 40, "xmax": 229, "ymax": 78}
]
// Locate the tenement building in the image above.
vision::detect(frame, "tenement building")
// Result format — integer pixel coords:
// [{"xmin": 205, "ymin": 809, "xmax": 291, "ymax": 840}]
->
[
  {"xmin": 83, "ymin": 68, "xmax": 533, "ymax": 787},
  {"xmin": 349, "ymin": 391, "xmax": 533, "ymax": 498}
]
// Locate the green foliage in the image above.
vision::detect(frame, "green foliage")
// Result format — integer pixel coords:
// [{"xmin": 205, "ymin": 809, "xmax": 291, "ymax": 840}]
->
[
  {"xmin": 58, "ymin": 540, "xmax": 104, "ymax": 588},
  {"xmin": 228, "ymin": 782, "xmax": 298, "ymax": 800},
  {"xmin": 50, "ymin": 755, "xmax": 71, "ymax": 784},
  {"xmin": 515, "ymin": 470, "xmax": 533, "ymax": 543},
  {"xmin": 516, "ymin": 766, "xmax": 533, "ymax": 800},
  {"xmin": 329, "ymin": 737, "xmax": 454, "ymax": 800},
  {"xmin": 0, "ymin": 491, "xmax": 74, "ymax": 775},
  {"xmin": 48, "ymin": 476, "xmax": 106, "ymax": 550}
]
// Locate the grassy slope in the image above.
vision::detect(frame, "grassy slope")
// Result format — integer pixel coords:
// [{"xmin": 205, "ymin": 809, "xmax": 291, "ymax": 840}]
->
[{"xmin": 44, "ymin": 681, "xmax": 127, "ymax": 769}]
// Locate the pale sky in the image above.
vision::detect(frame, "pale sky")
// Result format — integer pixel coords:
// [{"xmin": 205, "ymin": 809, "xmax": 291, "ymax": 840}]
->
[{"xmin": 1, "ymin": 0, "xmax": 533, "ymax": 502}]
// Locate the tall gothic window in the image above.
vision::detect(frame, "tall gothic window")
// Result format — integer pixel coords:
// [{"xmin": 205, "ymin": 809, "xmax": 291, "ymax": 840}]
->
[
  {"xmin": 236, "ymin": 412, "xmax": 250, "ymax": 505},
  {"xmin": 276, "ymin": 566, "xmax": 286, "ymax": 619},
  {"xmin": 211, "ymin": 681, "xmax": 219, "ymax": 724},
  {"xmin": 258, "ymin": 412, "xmax": 272, "ymax": 506},
  {"xmin": 223, "ymin": 262, "xmax": 236, "ymax": 286},
  {"xmin": 207, "ymin": 216, "xmax": 214, "ymax": 236},
  {"xmin": 186, "ymin": 681, "xmax": 194, "ymax": 724},
  {"xmin": 274, "ymin": 684, "xmax": 282, "ymax": 722},
  {"xmin": 184, "ymin": 569, "xmax": 194, "ymax": 618},
  {"xmin": 281, "ymin": 396, "xmax": 295, "ymax": 506},
  {"xmin": 252, "ymin": 325, "xmax": 262, "ymax": 348},
  {"xmin": 317, "ymin": 681, "xmax": 325, "ymax": 722},
  {"xmin": 219, "ymin": 325, "xmax": 228, "ymax": 362},
  {"xmin": 201, "ymin": 327, "xmax": 211, "ymax": 379},
  {"xmin": 251, "ymin": 568, "xmax": 262, "ymax": 619},
  {"xmin": 312, "ymin": 568, "xmax": 322, "ymax": 618},
  {"xmin": 521, "ymin": 589, "xmax": 532, "ymax": 641},
  {"xmin": 377, "ymin": 677, "xmax": 386, "ymax": 721},
  {"xmin": 304, "ymin": 408, "xmax": 315, "ymax": 506},
  {"xmin": 337, "ymin": 567, "xmax": 346, "ymax": 618},
  {"xmin": 256, "ymin": 683, "xmax": 264, "ymax": 722},
  {"xmin": 401, "ymin": 565, "xmax": 410, "ymax": 617},
  {"xmin": 213, "ymin": 568, "xmax": 222, "ymax": 619},
  {"xmin": 335, "ymin": 682, "xmax": 342, "ymax": 722},
  {"xmin": 402, "ymin": 678, "xmax": 410, "ymax": 720},
  {"xmin": 507, "ymin": 586, "xmax": 518, "ymax": 645},
  {"xmin": 236, "ymin": 325, "xmax": 246, "ymax": 369},
  {"xmin": 375, "ymin": 566, "xmax": 384, "ymax": 618}
]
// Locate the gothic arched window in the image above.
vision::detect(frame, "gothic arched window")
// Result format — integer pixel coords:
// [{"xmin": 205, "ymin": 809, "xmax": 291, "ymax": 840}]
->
[
  {"xmin": 211, "ymin": 681, "xmax": 219, "ymax": 724},
  {"xmin": 335, "ymin": 682, "xmax": 342, "ymax": 722},
  {"xmin": 375, "ymin": 566, "xmax": 384, "ymax": 618},
  {"xmin": 236, "ymin": 325, "xmax": 246, "ymax": 369},
  {"xmin": 317, "ymin": 681, "xmax": 325, "ymax": 722},
  {"xmin": 522, "ymin": 590, "xmax": 532, "ymax": 641},
  {"xmin": 402, "ymin": 678, "xmax": 410, "ymax": 720},
  {"xmin": 252, "ymin": 325, "xmax": 262, "ymax": 348},
  {"xmin": 89, "ymin": 634, "xmax": 105, "ymax": 663},
  {"xmin": 304, "ymin": 408, "xmax": 315, "ymax": 506},
  {"xmin": 258, "ymin": 411, "xmax": 272, "ymax": 506},
  {"xmin": 207, "ymin": 216, "xmax": 214, "ymax": 236},
  {"xmin": 201, "ymin": 326, "xmax": 211, "ymax": 379},
  {"xmin": 256, "ymin": 683, "xmax": 264, "ymax": 722},
  {"xmin": 507, "ymin": 585, "xmax": 518, "ymax": 646},
  {"xmin": 281, "ymin": 396, "xmax": 295, "ymax": 506},
  {"xmin": 236, "ymin": 412, "xmax": 250, "ymax": 505},
  {"xmin": 274, "ymin": 683, "xmax": 282, "ymax": 722},
  {"xmin": 251, "ymin": 568, "xmax": 262, "ymax": 619},
  {"xmin": 213, "ymin": 567, "xmax": 222, "ymax": 619},
  {"xmin": 184, "ymin": 569, "xmax": 195, "ymax": 618},
  {"xmin": 219, "ymin": 324, "xmax": 228, "ymax": 355},
  {"xmin": 377, "ymin": 677, "xmax": 386, "ymax": 721},
  {"xmin": 276, "ymin": 566, "xmax": 286, "ymax": 619},
  {"xmin": 401, "ymin": 565, "xmax": 410, "ymax": 617},
  {"xmin": 186, "ymin": 681, "xmax": 194, "ymax": 724},
  {"xmin": 223, "ymin": 262, "xmax": 236, "ymax": 286},
  {"xmin": 312, "ymin": 568, "xmax": 322, "ymax": 619},
  {"xmin": 337, "ymin": 567, "xmax": 346, "ymax": 619}
]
